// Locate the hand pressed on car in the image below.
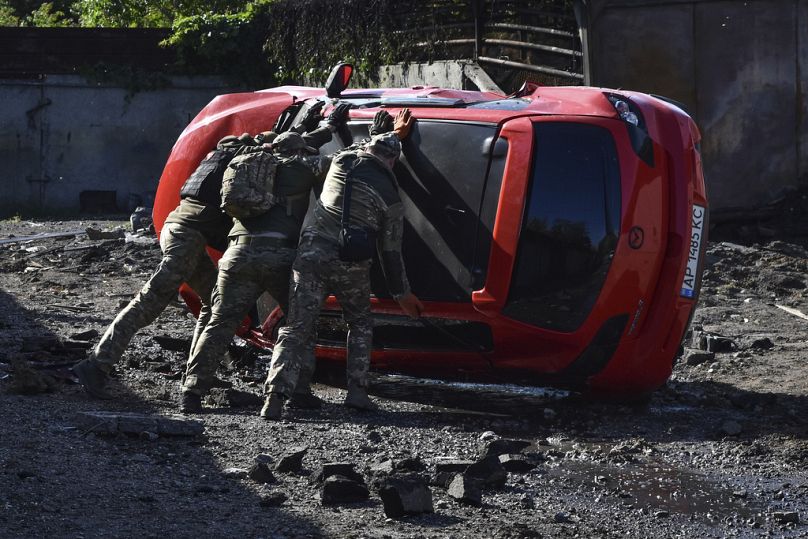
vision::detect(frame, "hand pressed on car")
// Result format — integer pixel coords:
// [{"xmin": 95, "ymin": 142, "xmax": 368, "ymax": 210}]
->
[{"xmin": 393, "ymin": 108, "xmax": 414, "ymax": 140}]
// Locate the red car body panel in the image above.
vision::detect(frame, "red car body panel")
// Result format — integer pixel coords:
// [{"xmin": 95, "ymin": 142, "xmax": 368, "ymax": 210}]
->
[{"xmin": 153, "ymin": 84, "xmax": 707, "ymax": 396}]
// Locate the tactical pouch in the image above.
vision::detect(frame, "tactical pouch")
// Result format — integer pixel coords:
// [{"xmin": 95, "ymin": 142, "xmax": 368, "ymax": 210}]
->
[{"xmin": 338, "ymin": 179, "xmax": 377, "ymax": 262}]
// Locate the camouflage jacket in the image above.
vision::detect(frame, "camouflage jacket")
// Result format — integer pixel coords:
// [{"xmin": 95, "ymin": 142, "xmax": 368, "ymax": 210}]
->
[{"xmin": 308, "ymin": 150, "xmax": 411, "ymax": 298}]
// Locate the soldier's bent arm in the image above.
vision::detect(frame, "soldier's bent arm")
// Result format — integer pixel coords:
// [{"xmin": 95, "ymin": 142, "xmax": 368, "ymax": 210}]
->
[
  {"xmin": 377, "ymin": 202, "xmax": 411, "ymax": 299},
  {"xmin": 302, "ymin": 126, "xmax": 333, "ymax": 149}
]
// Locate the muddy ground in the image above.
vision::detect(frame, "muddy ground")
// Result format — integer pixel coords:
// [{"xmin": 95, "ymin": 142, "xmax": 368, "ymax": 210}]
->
[{"xmin": 1, "ymin": 210, "xmax": 807, "ymax": 538}]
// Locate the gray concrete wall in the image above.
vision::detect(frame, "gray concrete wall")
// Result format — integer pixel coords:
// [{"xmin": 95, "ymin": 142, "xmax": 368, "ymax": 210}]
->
[
  {"xmin": 580, "ymin": 0, "xmax": 803, "ymax": 214},
  {"xmin": 0, "ymin": 75, "xmax": 235, "ymax": 216}
]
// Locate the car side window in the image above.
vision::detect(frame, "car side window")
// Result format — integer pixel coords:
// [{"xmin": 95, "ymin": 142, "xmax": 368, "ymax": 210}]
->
[{"xmin": 503, "ymin": 122, "xmax": 621, "ymax": 332}]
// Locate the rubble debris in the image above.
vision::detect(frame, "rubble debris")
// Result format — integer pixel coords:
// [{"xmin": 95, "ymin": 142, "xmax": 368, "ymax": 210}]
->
[
  {"xmin": 275, "ymin": 446, "xmax": 307, "ymax": 473},
  {"xmin": 153, "ymin": 335, "xmax": 191, "ymax": 353},
  {"xmin": 259, "ymin": 491, "xmax": 288, "ymax": 508},
  {"xmin": 498, "ymin": 454, "xmax": 536, "ymax": 473},
  {"xmin": 222, "ymin": 467, "xmax": 249, "ymax": 479},
  {"xmin": 207, "ymin": 388, "xmax": 262, "ymax": 408},
  {"xmin": 8, "ymin": 359, "xmax": 57, "ymax": 395},
  {"xmin": 481, "ymin": 438, "xmax": 532, "ymax": 457},
  {"xmin": 748, "ymin": 337, "xmax": 774, "ymax": 350},
  {"xmin": 321, "ymin": 475, "xmax": 369, "ymax": 505},
  {"xmin": 704, "ymin": 334, "xmax": 735, "ymax": 353},
  {"xmin": 248, "ymin": 462, "xmax": 276, "ymax": 484},
  {"xmin": 75, "ymin": 411, "xmax": 204, "ymax": 436},
  {"xmin": 431, "ymin": 458, "xmax": 474, "ymax": 488},
  {"xmin": 314, "ymin": 462, "xmax": 364, "ymax": 484},
  {"xmin": 85, "ymin": 226, "xmax": 126, "ymax": 241},
  {"xmin": 465, "ymin": 455, "xmax": 508, "ymax": 489},
  {"xmin": 775, "ymin": 304, "xmax": 808, "ymax": 322},
  {"xmin": 683, "ymin": 349, "xmax": 716, "ymax": 366},
  {"xmin": 773, "ymin": 511, "xmax": 800, "ymax": 524},
  {"xmin": 70, "ymin": 329, "xmax": 99, "ymax": 342},
  {"xmin": 378, "ymin": 475, "xmax": 434, "ymax": 517},
  {"xmin": 447, "ymin": 474, "xmax": 482, "ymax": 506}
]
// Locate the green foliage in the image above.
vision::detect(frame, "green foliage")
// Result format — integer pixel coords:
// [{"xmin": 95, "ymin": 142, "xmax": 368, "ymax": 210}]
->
[
  {"xmin": 0, "ymin": 1, "xmax": 20, "ymax": 25},
  {"xmin": 24, "ymin": 1, "xmax": 71, "ymax": 26}
]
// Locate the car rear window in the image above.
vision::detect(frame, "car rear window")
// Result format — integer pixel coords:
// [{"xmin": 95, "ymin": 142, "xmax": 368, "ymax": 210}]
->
[{"xmin": 503, "ymin": 122, "xmax": 621, "ymax": 332}]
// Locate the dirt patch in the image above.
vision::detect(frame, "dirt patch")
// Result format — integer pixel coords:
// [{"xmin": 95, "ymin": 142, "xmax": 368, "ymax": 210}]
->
[{"xmin": 0, "ymin": 217, "xmax": 807, "ymax": 537}]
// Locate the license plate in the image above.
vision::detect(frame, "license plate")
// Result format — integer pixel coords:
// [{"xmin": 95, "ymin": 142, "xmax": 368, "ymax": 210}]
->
[{"xmin": 680, "ymin": 204, "xmax": 706, "ymax": 298}]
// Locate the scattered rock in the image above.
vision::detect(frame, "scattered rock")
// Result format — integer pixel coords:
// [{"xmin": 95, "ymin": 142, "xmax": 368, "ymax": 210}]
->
[
  {"xmin": 222, "ymin": 467, "xmax": 249, "ymax": 479},
  {"xmin": 259, "ymin": 491, "xmax": 288, "ymax": 508},
  {"xmin": 314, "ymin": 462, "xmax": 364, "ymax": 484},
  {"xmin": 367, "ymin": 430, "xmax": 383, "ymax": 444},
  {"xmin": 554, "ymin": 512, "xmax": 574, "ymax": 523},
  {"xmin": 70, "ymin": 329, "xmax": 99, "ymax": 341},
  {"xmin": 481, "ymin": 438, "xmax": 532, "ymax": 458},
  {"xmin": 720, "ymin": 420, "xmax": 743, "ymax": 436},
  {"xmin": 431, "ymin": 459, "xmax": 473, "ymax": 488},
  {"xmin": 465, "ymin": 455, "xmax": 507, "ymax": 489},
  {"xmin": 254, "ymin": 454, "xmax": 274, "ymax": 465},
  {"xmin": 683, "ymin": 349, "xmax": 715, "ymax": 366},
  {"xmin": 207, "ymin": 388, "xmax": 262, "ymax": 408},
  {"xmin": 378, "ymin": 475, "xmax": 434, "ymax": 517},
  {"xmin": 249, "ymin": 462, "xmax": 276, "ymax": 484},
  {"xmin": 705, "ymin": 334, "xmax": 735, "ymax": 353},
  {"xmin": 75, "ymin": 412, "xmax": 204, "ymax": 436},
  {"xmin": 773, "ymin": 511, "xmax": 799, "ymax": 524},
  {"xmin": 749, "ymin": 337, "xmax": 774, "ymax": 350},
  {"xmin": 8, "ymin": 360, "xmax": 57, "ymax": 395},
  {"xmin": 152, "ymin": 335, "xmax": 191, "ymax": 353},
  {"xmin": 447, "ymin": 474, "xmax": 482, "ymax": 506},
  {"xmin": 274, "ymin": 446, "xmax": 307, "ymax": 473},
  {"xmin": 498, "ymin": 454, "xmax": 536, "ymax": 473},
  {"xmin": 479, "ymin": 431, "xmax": 497, "ymax": 441},
  {"xmin": 654, "ymin": 510, "xmax": 670, "ymax": 518},
  {"xmin": 85, "ymin": 226, "xmax": 125, "ymax": 241},
  {"xmin": 321, "ymin": 475, "xmax": 369, "ymax": 505}
]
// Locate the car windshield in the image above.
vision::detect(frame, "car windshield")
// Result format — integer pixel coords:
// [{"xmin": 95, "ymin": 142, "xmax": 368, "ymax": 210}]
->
[{"xmin": 503, "ymin": 122, "xmax": 621, "ymax": 332}]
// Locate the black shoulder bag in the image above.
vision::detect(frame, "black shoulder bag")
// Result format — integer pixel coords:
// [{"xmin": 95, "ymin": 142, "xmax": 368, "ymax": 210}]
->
[{"xmin": 337, "ymin": 176, "xmax": 378, "ymax": 262}]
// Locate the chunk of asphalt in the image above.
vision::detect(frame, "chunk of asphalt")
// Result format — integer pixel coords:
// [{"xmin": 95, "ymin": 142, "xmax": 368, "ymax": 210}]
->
[
  {"xmin": 275, "ymin": 446, "xmax": 307, "ymax": 473},
  {"xmin": 70, "ymin": 329, "xmax": 99, "ymax": 341},
  {"xmin": 207, "ymin": 388, "xmax": 262, "ymax": 408},
  {"xmin": 498, "ymin": 454, "xmax": 536, "ymax": 473},
  {"xmin": 321, "ymin": 475, "xmax": 369, "ymax": 505},
  {"xmin": 248, "ymin": 462, "xmax": 276, "ymax": 484},
  {"xmin": 75, "ymin": 412, "xmax": 203, "ymax": 436},
  {"xmin": 378, "ymin": 475, "xmax": 434, "ymax": 518},
  {"xmin": 259, "ymin": 491, "xmax": 288, "ymax": 508},
  {"xmin": 465, "ymin": 455, "xmax": 507, "ymax": 489},
  {"xmin": 683, "ymin": 349, "xmax": 715, "ymax": 366}
]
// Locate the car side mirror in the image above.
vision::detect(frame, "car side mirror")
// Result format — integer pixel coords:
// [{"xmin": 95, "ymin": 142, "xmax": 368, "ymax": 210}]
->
[{"xmin": 325, "ymin": 63, "xmax": 354, "ymax": 98}]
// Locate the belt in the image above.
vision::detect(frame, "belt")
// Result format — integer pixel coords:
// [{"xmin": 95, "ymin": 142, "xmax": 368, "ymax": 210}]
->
[{"xmin": 230, "ymin": 235, "xmax": 296, "ymax": 249}]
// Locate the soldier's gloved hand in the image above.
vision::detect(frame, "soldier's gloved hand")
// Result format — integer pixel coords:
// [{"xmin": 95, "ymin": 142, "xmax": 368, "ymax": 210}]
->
[
  {"xmin": 369, "ymin": 110, "xmax": 394, "ymax": 136},
  {"xmin": 326, "ymin": 102, "xmax": 353, "ymax": 129},
  {"xmin": 298, "ymin": 100, "xmax": 325, "ymax": 132},
  {"xmin": 396, "ymin": 292, "xmax": 424, "ymax": 319},
  {"xmin": 393, "ymin": 108, "xmax": 414, "ymax": 140}
]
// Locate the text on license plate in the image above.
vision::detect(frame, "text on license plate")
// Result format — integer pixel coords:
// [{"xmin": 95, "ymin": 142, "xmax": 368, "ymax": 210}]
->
[{"xmin": 681, "ymin": 204, "xmax": 706, "ymax": 298}]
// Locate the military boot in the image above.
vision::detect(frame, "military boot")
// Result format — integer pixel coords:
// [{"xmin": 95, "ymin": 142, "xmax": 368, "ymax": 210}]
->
[
  {"xmin": 179, "ymin": 391, "xmax": 202, "ymax": 414},
  {"xmin": 260, "ymin": 393, "xmax": 285, "ymax": 420},
  {"xmin": 344, "ymin": 385, "xmax": 378, "ymax": 411},
  {"xmin": 288, "ymin": 389, "xmax": 324, "ymax": 410},
  {"xmin": 72, "ymin": 359, "xmax": 113, "ymax": 400}
]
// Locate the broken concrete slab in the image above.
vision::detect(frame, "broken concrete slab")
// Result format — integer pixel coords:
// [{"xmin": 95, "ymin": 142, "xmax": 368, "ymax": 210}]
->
[
  {"xmin": 8, "ymin": 360, "xmax": 57, "ymax": 395},
  {"xmin": 378, "ymin": 475, "xmax": 434, "ymax": 517},
  {"xmin": 75, "ymin": 412, "xmax": 204, "ymax": 436},
  {"xmin": 275, "ymin": 446, "xmax": 307, "ymax": 473},
  {"xmin": 684, "ymin": 349, "xmax": 715, "ymax": 366},
  {"xmin": 70, "ymin": 329, "xmax": 99, "ymax": 342},
  {"xmin": 259, "ymin": 491, "xmax": 288, "ymax": 508},
  {"xmin": 465, "ymin": 455, "xmax": 507, "ymax": 489},
  {"xmin": 321, "ymin": 475, "xmax": 369, "ymax": 505},
  {"xmin": 222, "ymin": 467, "xmax": 249, "ymax": 479},
  {"xmin": 85, "ymin": 226, "xmax": 126, "ymax": 241},
  {"xmin": 447, "ymin": 474, "xmax": 482, "ymax": 506}
]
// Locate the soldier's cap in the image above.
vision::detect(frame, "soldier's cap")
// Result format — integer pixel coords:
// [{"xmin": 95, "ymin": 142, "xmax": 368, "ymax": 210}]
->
[
  {"xmin": 366, "ymin": 132, "xmax": 401, "ymax": 160},
  {"xmin": 238, "ymin": 132, "xmax": 254, "ymax": 144},
  {"xmin": 273, "ymin": 131, "xmax": 318, "ymax": 156},
  {"xmin": 217, "ymin": 134, "xmax": 239, "ymax": 146}
]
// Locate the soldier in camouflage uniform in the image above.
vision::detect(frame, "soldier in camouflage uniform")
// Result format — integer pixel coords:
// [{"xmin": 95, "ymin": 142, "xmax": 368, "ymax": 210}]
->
[
  {"xmin": 179, "ymin": 105, "xmax": 352, "ymax": 413},
  {"xmin": 261, "ymin": 110, "xmax": 424, "ymax": 420},
  {"xmin": 71, "ymin": 134, "xmax": 255, "ymax": 399}
]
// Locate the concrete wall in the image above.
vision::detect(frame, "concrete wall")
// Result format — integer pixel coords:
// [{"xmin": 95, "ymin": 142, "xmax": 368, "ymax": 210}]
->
[
  {"xmin": 0, "ymin": 75, "xmax": 235, "ymax": 216},
  {"xmin": 580, "ymin": 0, "xmax": 803, "ymax": 214}
]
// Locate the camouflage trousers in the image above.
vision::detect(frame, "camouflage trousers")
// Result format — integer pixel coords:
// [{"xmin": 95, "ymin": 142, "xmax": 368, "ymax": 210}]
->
[
  {"xmin": 265, "ymin": 234, "xmax": 373, "ymax": 398},
  {"xmin": 92, "ymin": 222, "xmax": 217, "ymax": 369},
  {"xmin": 182, "ymin": 240, "xmax": 316, "ymax": 395}
]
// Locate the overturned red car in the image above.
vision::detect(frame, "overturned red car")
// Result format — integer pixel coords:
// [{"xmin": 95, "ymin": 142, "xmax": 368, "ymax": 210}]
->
[{"xmin": 153, "ymin": 76, "xmax": 707, "ymax": 397}]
